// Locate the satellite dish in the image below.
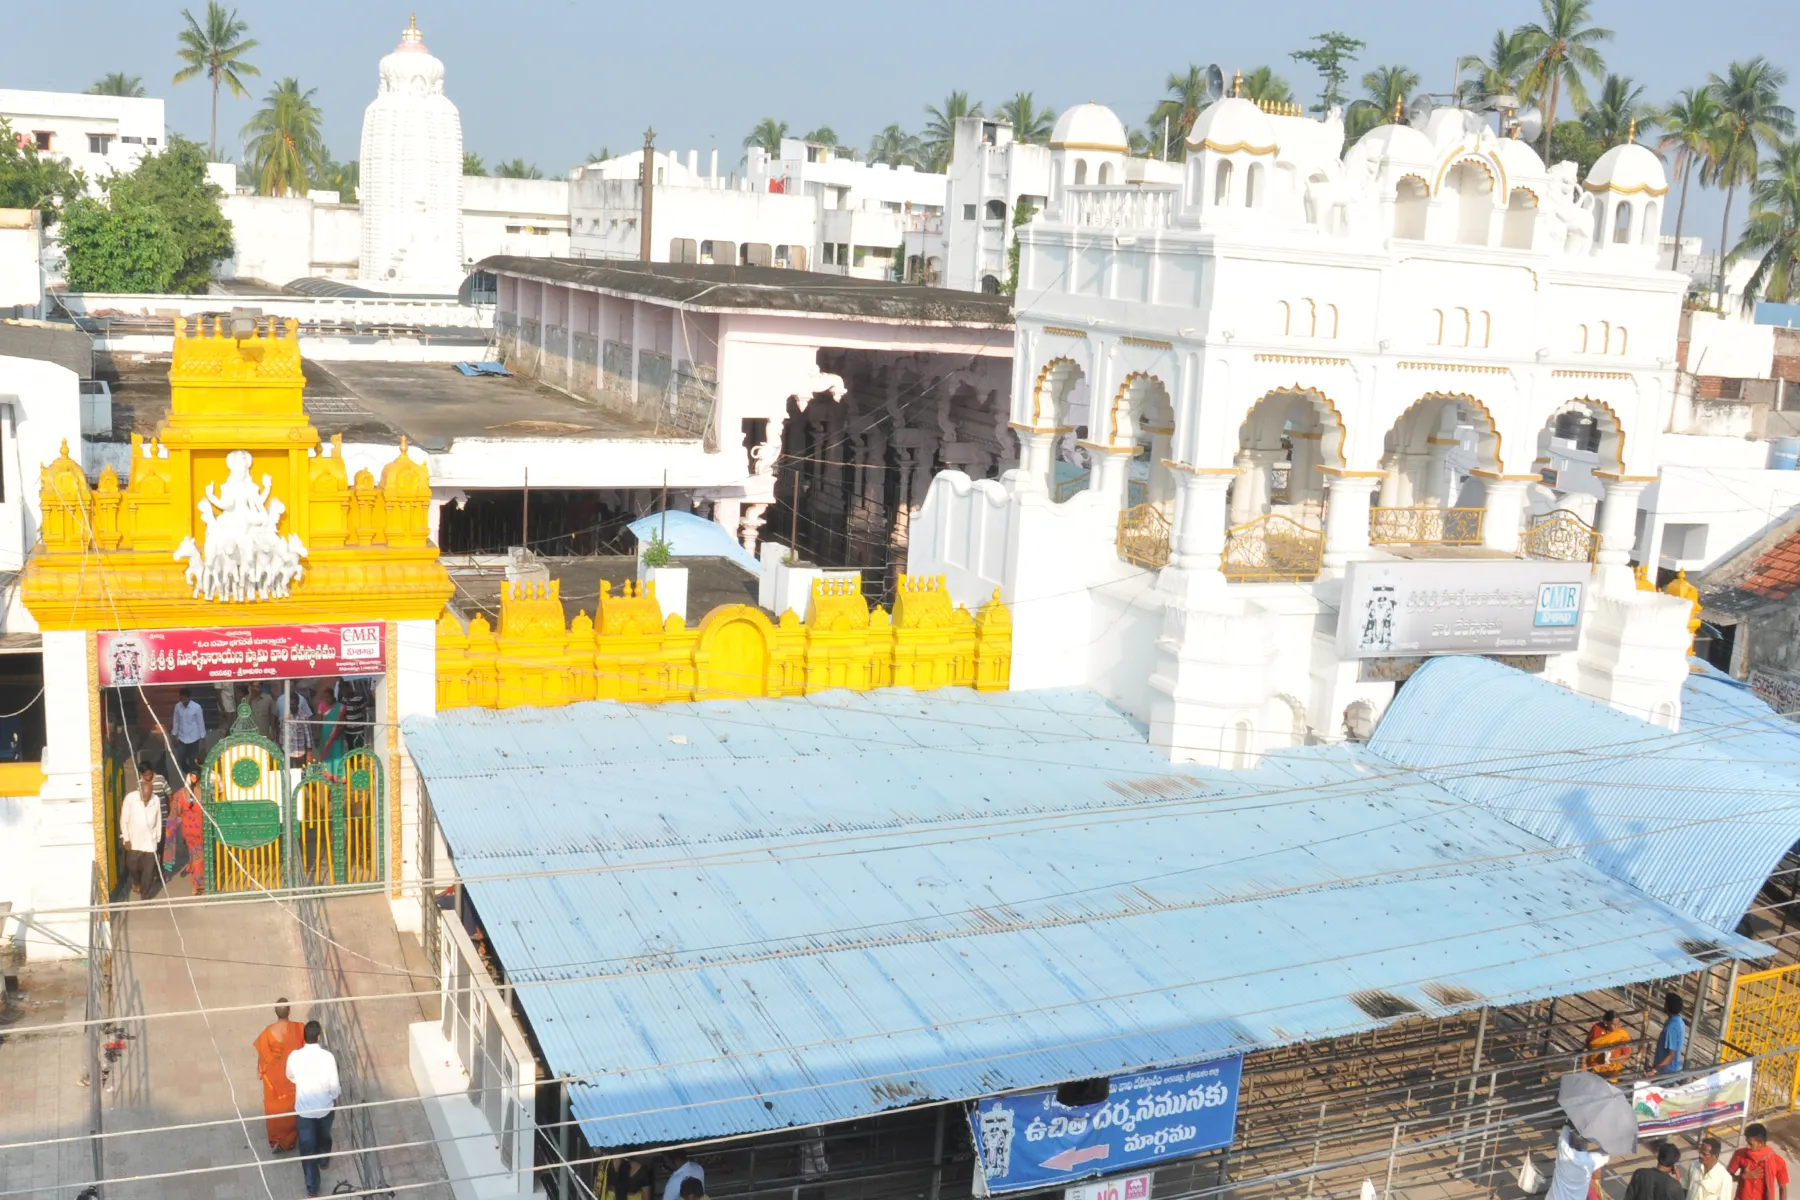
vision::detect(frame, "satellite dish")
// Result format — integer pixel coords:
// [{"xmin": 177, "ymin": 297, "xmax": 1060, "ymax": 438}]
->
[
  {"xmin": 1515, "ymin": 105, "xmax": 1544, "ymax": 145},
  {"xmin": 1407, "ymin": 94, "xmax": 1436, "ymax": 130},
  {"xmin": 1204, "ymin": 64, "xmax": 1225, "ymax": 104}
]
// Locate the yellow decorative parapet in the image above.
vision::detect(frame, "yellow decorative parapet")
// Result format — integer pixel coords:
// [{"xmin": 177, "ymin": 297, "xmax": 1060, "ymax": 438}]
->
[
  {"xmin": 22, "ymin": 315, "xmax": 450, "ymax": 629},
  {"xmin": 436, "ymin": 574, "xmax": 1013, "ymax": 711}
]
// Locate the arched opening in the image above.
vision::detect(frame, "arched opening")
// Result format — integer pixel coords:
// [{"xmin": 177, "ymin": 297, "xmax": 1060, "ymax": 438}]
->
[
  {"xmin": 1097, "ymin": 162, "xmax": 1114, "ymax": 185},
  {"xmin": 1591, "ymin": 201, "xmax": 1606, "ymax": 249},
  {"xmin": 1613, "ymin": 201, "xmax": 1633, "ymax": 244},
  {"xmin": 1577, "ymin": 324, "xmax": 1589, "ymax": 353},
  {"xmin": 1616, "ymin": 327, "xmax": 1629, "ymax": 356},
  {"xmin": 1032, "ymin": 358, "xmax": 1090, "ymax": 499},
  {"xmin": 741, "ymin": 242, "xmax": 773, "ymax": 267},
  {"xmin": 1393, "ymin": 177, "xmax": 1428, "ymax": 239},
  {"xmin": 1452, "ymin": 307, "xmax": 1472, "ymax": 347},
  {"xmin": 1642, "ymin": 201, "xmax": 1660, "ymax": 244},
  {"xmin": 1325, "ymin": 304, "xmax": 1339, "ymax": 339},
  {"xmin": 1214, "ymin": 160, "xmax": 1234, "ymax": 207},
  {"xmin": 980, "ymin": 274, "xmax": 1001, "ymax": 295},
  {"xmin": 1431, "ymin": 309, "xmax": 1445, "ymax": 345},
  {"xmin": 1373, "ymin": 394, "xmax": 1503, "ymax": 546},
  {"xmin": 1478, "ymin": 311, "xmax": 1492, "ymax": 349},
  {"xmin": 1231, "ymin": 388, "xmax": 1346, "ymax": 529},
  {"xmin": 1445, "ymin": 161, "xmax": 1494, "ymax": 246},
  {"xmin": 1109, "ymin": 373, "xmax": 1177, "ymax": 516},
  {"xmin": 985, "ymin": 199, "xmax": 1007, "ymax": 220},
  {"xmin": 1278, "ymin": 300, "xmax": 1292, "ymax": 336},
  {"xmin": 1529, "ymin": 399, "xmax": 1627, "ymax": 531},
  {"xmin": 1502, "ymin": 189, "xmax": 1537, "ymax": 250},
  {"xmin": 1245, "ymin": 162, "xmax": 1264, "ymax": 208},
  {"xmin": 1074, "ymin": 160, "xmax": 1089, "ymax": 186}
]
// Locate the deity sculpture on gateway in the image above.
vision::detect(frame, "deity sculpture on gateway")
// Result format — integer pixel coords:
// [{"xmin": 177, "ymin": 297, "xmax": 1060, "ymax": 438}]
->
[{"xmin": 174, "ymin": 450, "xmax": 309, "ymax": 601}]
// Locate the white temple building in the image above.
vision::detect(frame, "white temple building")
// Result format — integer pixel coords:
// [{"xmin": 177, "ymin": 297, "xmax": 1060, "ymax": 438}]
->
[
  {"xmin": 907, "ymin": 94, "xmax": 1702, "ymax": 765},
  {"xmin": 356, "ymin": 16, "xmax": 465, "ymax": 291}
]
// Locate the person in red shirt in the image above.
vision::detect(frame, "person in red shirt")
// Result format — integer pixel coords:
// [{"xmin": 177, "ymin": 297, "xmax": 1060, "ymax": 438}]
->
[{"xmin": 1730, "ymin": 1124, "xmax": 1789, "ymax": 1200}]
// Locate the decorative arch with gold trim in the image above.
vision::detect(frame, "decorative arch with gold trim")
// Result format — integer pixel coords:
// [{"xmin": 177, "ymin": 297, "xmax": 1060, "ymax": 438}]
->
[
  {"xmin": 1384, "ymin": 392, "xmax": 1507, "ymax": 474},
  {"xmin": 1545, "ymin": 395, "xmax": 1629, "ymax": 473},
  {"xmin": 1029, "ymin": 356, "xmax": 1087, "ymax": 428},
  {"xmin": 1434, "ymin": 152, "xmax": 1507, "ymax": 198},
  {"xmin": 1107, "ymin": 371, "xmax": 1175, "ymax": 444},
  {"xmin": 1239, "ymin": 385, "xmax": 1349, "ymax": 468}
]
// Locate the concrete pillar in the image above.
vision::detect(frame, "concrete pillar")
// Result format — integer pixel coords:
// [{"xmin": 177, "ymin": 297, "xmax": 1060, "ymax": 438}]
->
[
  {"xmin": 1596, "ymin": 475, "xmax": 1649, "ymax": 593},
  {"xmin": 1086, "ymin": 444, "xmax": 1134, "ymax": 522},
  {"xmin": 1480, "ymin": 479, "xmax": 1530, "ymax": 554},
  {"xmin": 1017, "ymin": 429, "xmax": 1057, "ymax": 494},
  {"xmin": 1228, "ymin": 450, "xmax": 1258, "ymax": 525},
  {"xmin": 1422, "ymin": 438, "xmax": 1456, "ymax": 507},
  {"xmin": 1322, "ymin": 474, "xmax": 1381, "ymax": 570},
  {"xmin": 1169, "ymin": 469, "xmax": 1233, "ymax": 574},
  {"xmin": 1377, "ymin": 453, "xmax": 1401, "ymax": 508}
]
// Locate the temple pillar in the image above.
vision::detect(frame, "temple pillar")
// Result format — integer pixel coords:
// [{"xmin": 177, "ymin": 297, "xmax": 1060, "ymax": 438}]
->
[
  {"xmin": 1377, "ymin": 453, "xmax": 1401, "ymax": 508},
  {"xmin": 1016, "ymin": 429, "xmax": 1057, "ymax": 494},
  {"xmin": 1596, "ymin": 474, "xmax": 1650, "ymax": 593},
  {"xmin": 1479, "ymin": 479, "xmax": 1530, "ymax": 555},
  {"xmin": 1228, "ymin": 451, "xmax": 1258, "ymax": 525},
  {"xmin": 1321, "ymin": 474, "xmax": 1381, "ymax": 570},
  {"xmin": 1161, "ymin": 468, "xmax": 1233, "ymax": 601},
  {"xmin": 1085, "ymin": 444, "xmax": 1133, "ymax": 522},
  {"xmin": 1422, "ymin": 437, "xmax": 1456, "ymax": 507}
]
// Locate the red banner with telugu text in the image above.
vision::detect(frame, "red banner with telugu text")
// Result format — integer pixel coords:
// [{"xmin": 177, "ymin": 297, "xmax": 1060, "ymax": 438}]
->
[{"xmin": 97, "ymin": 623, "xmax": 385, "ymax": 687}]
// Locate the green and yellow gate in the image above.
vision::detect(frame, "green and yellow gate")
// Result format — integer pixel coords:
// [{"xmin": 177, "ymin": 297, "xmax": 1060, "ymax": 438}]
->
[{"xmin": 202, "ymin": 706, "xmax": 386, "ymax": 893}]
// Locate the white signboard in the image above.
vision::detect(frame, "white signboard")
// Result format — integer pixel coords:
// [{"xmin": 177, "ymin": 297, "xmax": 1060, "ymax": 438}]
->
[
  {"xmin": 1066, "ymin": 1172, "xmax": 1155, "ymax": 1200},
  {"xmin": 1337, "ymin": 559, "xmax": 1590, "ymax": 659}
]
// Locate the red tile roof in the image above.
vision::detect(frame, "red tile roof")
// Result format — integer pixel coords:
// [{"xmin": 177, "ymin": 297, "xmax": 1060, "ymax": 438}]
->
[{"xmin": 1745, "ymin": 529, "xmax": 1800, "ymax": 599}]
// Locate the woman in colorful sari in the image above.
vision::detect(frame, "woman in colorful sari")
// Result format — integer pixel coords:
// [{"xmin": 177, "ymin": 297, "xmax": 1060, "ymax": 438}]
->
[
  {"xmin": 160, "ymin": 774, "xmax": 207, "ymax": 893},
  {"xmin": 313, "ymin": 684, "xmax": 348, "ymax": 777}
]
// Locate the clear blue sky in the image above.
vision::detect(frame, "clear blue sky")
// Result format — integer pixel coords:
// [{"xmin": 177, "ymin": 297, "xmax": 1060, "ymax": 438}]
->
[{"xmin": 13, "ymin": 0, "xmax": 1794, "ymax": 251}]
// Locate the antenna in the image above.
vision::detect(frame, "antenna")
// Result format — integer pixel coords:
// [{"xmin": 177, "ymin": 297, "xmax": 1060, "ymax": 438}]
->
[
  {"xmin": 1204, "ymin": 64, "xmax": 1225, "ymax": 104},
  {"xmin": 1514, "ymin": 105, "xmax": 1544, "ymax": 145},
  {"xmin": 1406, "ymin": 94, "xmax": 1436, "ymax": 130}
]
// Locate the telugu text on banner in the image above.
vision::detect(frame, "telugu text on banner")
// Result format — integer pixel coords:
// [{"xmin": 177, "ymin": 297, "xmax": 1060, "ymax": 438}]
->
[{"xmin": 97, "ymin": 623, "xmax": 386, "ymax": 687}]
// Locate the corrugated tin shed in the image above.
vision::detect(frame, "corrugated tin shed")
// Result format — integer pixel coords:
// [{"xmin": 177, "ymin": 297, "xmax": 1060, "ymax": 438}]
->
[
  {"xmin": 406, "ymin": 685, "xmax": 1766, "ymax": 1150},
  {"xmin": 1369, "ymin": 657, "xmax": 1800, "ymax": 932}
]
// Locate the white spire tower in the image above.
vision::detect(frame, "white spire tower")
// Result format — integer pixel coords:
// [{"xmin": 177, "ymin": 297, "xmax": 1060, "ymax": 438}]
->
[{"xmin": 358, "ymin": 14, "xmax": 464, "ymax": 291}]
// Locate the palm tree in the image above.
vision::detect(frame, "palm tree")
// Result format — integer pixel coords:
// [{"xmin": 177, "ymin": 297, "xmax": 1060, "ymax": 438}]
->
[
  {"xmin": 1149, "ymin": 66, "xmax": 1210, "ymax": 161},
  {"xmin": 1127, "ymin": 128, "xmax": 1158, "ymax": 158},
  {"xmin": 173, "ymin": 1, "xmax": 260, "ymax": 160},
  {"xmin": 1659, "ymin": 87, "xmax": 1725, "ymax": 267},
  {"xmin": 240, "ymin": 77, "xmax": 326, "ymax": 197},
  {"xmin": 1708, "ymin": 58, "xmax": 1797, "ymax": 302},
  {"xmin": 88, "ymin": 73, "xmax": 146, "ymax": 98},
  {"xmin": 493, "ymin": 159, "xmax": 544, "ymax": 179},
  {"xmin": 867, "ymin": 124, "xmax": 923, "ymax": 168},
  {"xmin": 318, "ymin": 158, "xmax": 358, "ymax": 202},
  {"xmin": 463, "ymin": 152, "xmax": 487, "ymax": 176},
  {"xmin": 580, "ymin": 148, "xmax": 612, "ymax": 167},
  {"xmin": 1457, "ymin": 28, "xmax": 1534, "ymax": 107},
  {"xmin": 922, "ymin": 92, "xmax": 981, "ymax": 172},
  {"xmin": 743, "ymin": 117, "xmax": 788, "ymax": 157},
  {"xmin": 1733, "ymin": 138, "xmax": 1800, "ymax": 307},
  {"xmin": 998, "ymin": 92, "xmax": 1054, "ymax": 144},
  {"xmin": 802, "ymin": 125, "xmax": 837, "ymax": 146},
  {"xmin": 1516, "ymin": 0, "xmax": 1612, "ymax": 162},
  {"xmin": 1346, "ymin": 65, "xmax": 1421, "ymax": 142},
  {"xmin": 1581, "ymin": 74, "xmax": 1655, "ymax": 149},
  {"xmin": 1239, "ymin": 66, "xmax": 1294, "ymax": 105}
]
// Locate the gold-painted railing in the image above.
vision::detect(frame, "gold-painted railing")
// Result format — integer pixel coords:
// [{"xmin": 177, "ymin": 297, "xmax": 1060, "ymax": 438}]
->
[
  {"xmin": 1368, "ymin": 506, "xmax": 1486, "ymax": 546},
  {"xmin": 1222, "ymin": 514, "xmax": 1325, "ymax": 583},
  {"xmin": 1117, "ymin": 503, "xmax": 1172, "ymax": 569},
  {"xmin": 1523, "ymin": 510, "xmax": 1601, "ymax": 564}
]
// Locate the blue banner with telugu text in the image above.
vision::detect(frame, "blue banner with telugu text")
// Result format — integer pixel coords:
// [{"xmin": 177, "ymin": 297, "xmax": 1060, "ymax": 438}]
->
[{"xmin": 969, "ymin": 1057, "xmax": 1243, "ymax": 1194}]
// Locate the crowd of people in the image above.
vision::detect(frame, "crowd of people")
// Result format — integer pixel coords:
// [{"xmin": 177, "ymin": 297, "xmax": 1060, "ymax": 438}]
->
[{"xmin": 1553, "ymin": 1125, "xmax": 1786, "ymax": 1200}]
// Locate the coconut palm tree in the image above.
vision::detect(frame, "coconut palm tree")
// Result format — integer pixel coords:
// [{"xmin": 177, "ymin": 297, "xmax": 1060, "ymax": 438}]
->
[
  {"xmin": 1659, "ymin": 87, "xmax": 1725, "ymax": 266},
  {"xmin": 1457, "ymin": 28, "xmax": 1535, "ymax": 107},
  {"xmin": 922, "ymin": 92, "xmax": 981, "ymax": 172},
  {"xmin": 1733, "ymin": 138, "xmax": 1800, "ymax": 307},
  {"xmin": 493, "ymin": 159, "xmax": 544, "ymax": 179},
  {"xmin": 1346, "ymin": 65, "xmax": 1422, "ymax": 142},
  {"xmin": 462, "ymin": 151, "xmax": 487, "ymax": 176},
  {"xmin": 998, "ymin": 93, "xmax": 1055, "ymax": 144},
  {"xmin": 1581, "ymin": 74, "xmax": 1655, "ymax": 150},
  {"xmin": 240, "ymin": 77, "xmax": 326, "ymax": 197},
  {"xmin": 1149, "ymin": 66, "xmax": 1211, "ymax": 161},
  {"xmin": 1708, "ymin": 58, "xmax": 1796, "ymax": 302},
  {"xmin": 173, "ymin": 1, "xmax": 260, "ymax": 160},
  {"xmin": 743, "ymin": 117, "xmax": 788, "ymax": 157},
  {"xmin": 1239, "ymin": 67, "xmax": 1294, "ymax": 106},
  {"xmin": 88, "ymin": 73, "xmax": 146, "ymax": 98},
  {"xmin": 867, "ymin": 125, "xmax": 922, "ymax": 168},
  {"xmin": 1516, "ymin": 0, "xmax": 1612, "ymax": 162}
]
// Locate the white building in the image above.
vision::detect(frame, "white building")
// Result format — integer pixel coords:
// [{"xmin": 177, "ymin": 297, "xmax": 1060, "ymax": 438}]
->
[
  {"xmin": 0, "ymin": 88, "xmax": 166, "ymax": 188},
  {"xmin": 357, "ymin": 16, "xmax": 464, "ymax": 291},
  {"xmin": 908, "ymin": 97, "xmax": 1700, "ymax": 766}
]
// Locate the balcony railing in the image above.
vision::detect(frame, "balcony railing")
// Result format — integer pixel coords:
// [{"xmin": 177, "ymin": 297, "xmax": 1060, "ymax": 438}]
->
[
  {"xmin": 1064, "ymin": 185, "xmax": 1178, "ymax": 231},
  {"xmin": 1523, "ymin": 511, "xmax": 1601, "ymax": 563},
  {"xmin": 1118, "ymin": 503, "xmax": 1172, "ymax": 569},
  {"xmin": 1222, "ymin": 514, "xmax": 1324, "ymax": 583},
  {"xmin": 1368, "ymin": 506, "xmax": 1486, "ymax": 546}
]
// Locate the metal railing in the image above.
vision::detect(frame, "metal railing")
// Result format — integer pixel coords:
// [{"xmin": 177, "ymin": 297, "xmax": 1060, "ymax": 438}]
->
[
  {"xmin": 1118, "ymin": 503, "xmax": 1172, "ymax": 568},
  {"xmin": 1368, "ymin": 506, "xmax": 1487, "ymax": 546},
  {"xmin": 1523, "ymin": 510, "xmax": 1602, "ymax": 563},
  {"xmin": 1223, "ymin": 514, "xmax": 1325, "ymax": 582}
]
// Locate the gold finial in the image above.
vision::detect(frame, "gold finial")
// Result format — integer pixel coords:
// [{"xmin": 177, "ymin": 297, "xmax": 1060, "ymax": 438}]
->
[
  {"xmin": 401, "ymin": 12, "xmax": 423, "ymax": 43},
  {"xmin": 1233, "ymin": 69, "xmax": 1243, "ymax": 98},
  {"xmin": 1627, "ymin": 116, "xmax": 1637, "ymax": 142},
  {"xmin": 1394, "ymin": 96, "xmax": 1404, "ymax": 123}
]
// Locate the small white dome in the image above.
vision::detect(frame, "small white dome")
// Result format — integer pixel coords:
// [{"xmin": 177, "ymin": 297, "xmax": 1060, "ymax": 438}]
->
[
  {"xmin": 1491, "ymin": 135, "xmax": 1547, "ymax": 179},
  {"xmin": 1350, "ymin": 121, "xmax": 1435, "ymax": 165},
  {"xmin": 1186, "ymin": 97, "xmax": 1277, "ymax": 155},
  {"xmin": 1584, "ymin": 142, "xmax": 1668, "ymax": 196},
  {"xmin": 1049, "ymin": 103, "xmax": 1128, "ymax": 151}
]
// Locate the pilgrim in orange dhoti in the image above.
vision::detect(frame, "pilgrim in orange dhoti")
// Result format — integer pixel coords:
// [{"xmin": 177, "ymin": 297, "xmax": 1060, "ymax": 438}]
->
[{"xmin": 252, "ymin": 1000, "xmax": 306, "ymax": 1152}]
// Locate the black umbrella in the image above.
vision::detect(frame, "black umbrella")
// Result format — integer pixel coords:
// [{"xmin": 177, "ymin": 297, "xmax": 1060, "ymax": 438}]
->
[{"xmin": 1558, "ymin": 1071, "xmax": 1639, "ymax": 1157}]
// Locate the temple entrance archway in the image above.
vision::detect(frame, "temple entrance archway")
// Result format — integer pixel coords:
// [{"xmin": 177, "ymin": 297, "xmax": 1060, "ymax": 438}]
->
[
  {"xmin": 1230, "ymin": 388, "xmax": 1347, "ymax": 526},
  {"xmin": 1372, "ymin": 394, "xmax": 1501, "ymax": 547}
]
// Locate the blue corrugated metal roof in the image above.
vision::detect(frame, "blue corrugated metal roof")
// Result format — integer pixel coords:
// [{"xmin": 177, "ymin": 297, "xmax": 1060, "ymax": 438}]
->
[
  {"xmin": 1681, "ymin": 665, "xmax": 1800, "ymax": 786},
  {"xmin": 405, "ymin": 686, "xmax": 1765, "ymax": 1151},
  {"xmin": 1369, "ymin": 657, "xmax": 1800, "ymax": 933}
]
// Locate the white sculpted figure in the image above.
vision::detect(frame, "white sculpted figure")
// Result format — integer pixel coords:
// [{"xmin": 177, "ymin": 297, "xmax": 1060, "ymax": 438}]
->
[
  {"xmin": 1542, "ymin": 161, "xmax": 1595, "ymax": 256},
  {"xmin": 174, "ymin": 450, "xmax": 309, "ymax": 601},
  {"xmin": 1306, "ymin": 156, "xmax": 1381, "ymax": 239}
]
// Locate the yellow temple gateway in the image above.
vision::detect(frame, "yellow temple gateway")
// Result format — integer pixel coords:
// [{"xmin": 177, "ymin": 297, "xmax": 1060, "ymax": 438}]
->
[{"xmin": 16, "ymin": 315, "xmax": 1012, "ymax": 905}]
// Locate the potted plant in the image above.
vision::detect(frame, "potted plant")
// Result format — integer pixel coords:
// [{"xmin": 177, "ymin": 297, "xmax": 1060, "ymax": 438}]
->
[{"xmin": 638, "ymin": 531, "xmax": 687, "ymax": 625}]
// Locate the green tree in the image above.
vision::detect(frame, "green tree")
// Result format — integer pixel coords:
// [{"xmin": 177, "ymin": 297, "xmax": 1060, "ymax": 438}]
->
[
  {"xmin": 1733, "ymin": 138, "xmax": 1800, "ymax": 307},
  {"xmin": 1239, "ymin": 66, "xmax": 1294, "ymax": 106},
  {"xmin": 922, "ymin": 92, "xmax": 981, "ymax": 172},
  {"xmin": 1517, "ymin": 0, "xmax": 1612, "ymax": 162},
  {"xmin": 59, "ymin": 197, "xmax": 183, "ymax": 293},
  {"xmin": 241, "ymin": 77, "xmax": 327, "ymax": 196},
  {"xmin": 173, "ymin": 0, "xmax": 260, "ymax": 160},
  {"xmin": 493, "ymin": 159, "xmax": 544, "ymax": 179},
  {"xmin": 801, "ymin": 125, "xmax": 838, "ymax": 147},
  {"xmin": 88, "ymin": 73, "xmax": 146, "ymax": 98},
  {"xmin": 1708, "ymin": 58, "xmax": 1796, "ymax": 302},
  {"xmin": 1149, "ymin": 66, "xmax": 1210, "ymax": 161},
  {"xmin": 462, "ymin": 152, "xmax": 487, "ymax": 176},
  {"xmin": 1548, "ymin": 120, "xmax": 1601, "ymax": 176},
  {"xmin": 1346, "ymin": 65, "xmax": 1422, "ymax": 142},
  {"xmin": 1127, "ymin": 128, "xmax": 1158, "ymax": 157},
  {"xmin": 1581, "ymin": 74, "xmax": 1655, "ymax": 149},
  {"xmin": 0, "ymin": 119, "xmax": 85, "ymax": 215},
  {"xmin": 318, "ymin": 158, "xmax": 358, "ymax": 203},
  {"xmin": 1003, "ymin": 197, "xmax": 1038, "ymax": 296},
  {"xmin": 867, "ymin": 125, "xmax": 923, "ymax": 168},
  {"xmin": 998, "ymin": 93, "xmax": 1054, "ymax": 144},
  {"xmin": 1659, "ymin": 87, "xmax": 1725, "ymax": 265},
  {"xmin": 743, "ymin": 117, "xmax": 788, "ymax": 158},
  {"xmin": 106, "ymin": 134, "xmax": 233, "ymax": 291},
  {"xmin": 1457, "ymin": 28, "xmax": 1535, "ymax": 107},
  {"xmin": 1290, "ymin": 31, "xmax": 1366, "ymax": 113}
]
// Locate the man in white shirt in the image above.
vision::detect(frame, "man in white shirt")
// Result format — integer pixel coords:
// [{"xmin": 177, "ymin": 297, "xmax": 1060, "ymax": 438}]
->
[
  {"xmin": 279, "ymin": 688, "xmax": 313, "ymax": 767},
  {"xmin": 662, "ymin": 1158, "xmax": 705, "ymax": 1200},
  {"xmin": 286, "ymin": 1020, "xmax": 341, "ymax": 1197},
  {"xmin": 1549, "ymin": 1126, "xmax": 1610, "ymax": 1200},
  {"xmin": 118, "ymin": 760, "xmax": 164, "ymax": 900},
  {"xmin": 1688, "ymin": 1137, "xmax": 1731, "ymax": 1200},
  {"xmin": 171, "ymin": 688, "xmax": 207, "ymax": 777}
]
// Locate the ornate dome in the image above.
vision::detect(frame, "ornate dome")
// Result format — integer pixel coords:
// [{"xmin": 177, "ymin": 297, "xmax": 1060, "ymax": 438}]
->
[
  {"xmin": 1584, "ymin": 141, "xmax": 1668, "ymax": 197},
  {"xmin": 1049, "ymin": 103, "xmax": 1128, "ymax": 151},
  {"xmin": 1349, "ymin": 121, "xmax": 1435, "ymax": 165},
  {"xmin": 1186, "ymin": 97, "xmax": 1277, "ymax": 155},
  {"xmin": 378, "ymin": 15, "xmax": 446, "ymax": 95}
]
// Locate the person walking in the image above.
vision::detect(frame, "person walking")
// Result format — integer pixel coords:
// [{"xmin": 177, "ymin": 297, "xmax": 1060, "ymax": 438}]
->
[
  {"xmin": 1730, "ymin": 1125, "xmax": 1789, "ymax": 1200},
  {"xmin": 1585, "ymin": 1010, "xmax": 1633, "ymax": 1079},
  {"xmin": 171, "ymin": 688, "xmax": 207, "ymax": 778},
  {"xmin": 1626, "ymin": 1144, "xmax": 1687, "ymax": 1200},
  {"xmin": 119, "ymin": 761, "xmax": 164, "ymax": 901},
  {"xmin": 250, "ymin": 682, "xmax": 278, "ymax": 743},
  {"xmin": 160, "ymin": 773, "xmax": 207, "ymax": 893},
  {"xmin": 286, "ymin": 1020, "xmax": 341, "ymax": 1197},
  {"xmin": 1549, "ymin": 1127, "xmax": 1610, "ymax": 1200},
  {"xmin": 252, "ymin": 1000, "xmax": 306, "ymax": 1153},
  {"xmin": 1689, "ymin": 1138, "xmax": 1731, "ymax": 1200},
  {"xmin": 1654, "ymin": 993, "xmax": 1688, "ymax": 1076},
  {"xmin": 279, "ymin": 686, "xmax": 313, "ymax": 768}
]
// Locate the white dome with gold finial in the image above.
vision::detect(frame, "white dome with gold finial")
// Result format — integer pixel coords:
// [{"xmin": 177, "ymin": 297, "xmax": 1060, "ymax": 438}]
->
[
  {"xmin": 1186, "ymin": 96, "xmax": 1278, "ymax": 156},
  {"xmin": 1049, "ymin": 103, "xmax": 1128, "ymax": 152}
]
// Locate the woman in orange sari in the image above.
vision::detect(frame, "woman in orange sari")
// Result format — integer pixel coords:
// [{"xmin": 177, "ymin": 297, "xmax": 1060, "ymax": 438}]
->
[{"xmin": 252, "ymin": 999, "xmax": 306, "ymax": 1152}]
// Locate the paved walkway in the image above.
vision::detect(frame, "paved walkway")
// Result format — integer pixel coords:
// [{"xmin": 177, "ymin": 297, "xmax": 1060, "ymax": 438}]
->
[{"xmin": 0, "ymin": 958, "xmax": 95, "ymax": 1198}]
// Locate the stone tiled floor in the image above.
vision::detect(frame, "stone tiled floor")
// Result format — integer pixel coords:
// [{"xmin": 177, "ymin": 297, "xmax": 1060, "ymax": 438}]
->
[{"xmin": 0, "ymin": 958, "xmax": 96, "ymax": 1199}]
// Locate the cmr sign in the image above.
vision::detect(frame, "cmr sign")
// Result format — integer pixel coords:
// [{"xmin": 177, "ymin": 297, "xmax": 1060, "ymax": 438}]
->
[{"xmin": 1336, "ymin": 559, "xmax": 1590, "ymax": 659}]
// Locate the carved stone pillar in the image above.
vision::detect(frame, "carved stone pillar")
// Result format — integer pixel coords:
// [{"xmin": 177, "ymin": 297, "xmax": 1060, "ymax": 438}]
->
[
  {"xmin": 1228, "ymin": 450, "xmax": 1259, "ymax": 525},
  {"xmin": 1321, "ymin": 474, "xmax": 1382, "ymax": 570},
  {"xmin": 1377, "ymin": 452, "xmax": 1401, "ymax": 508},
  {"xmin": 1479, "ymin": 479, "xmax": 1530, "ymax": 554},
  {"xmin": 1015, "ymin": 428, "xmax": 1058, "ymax": 494}
]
